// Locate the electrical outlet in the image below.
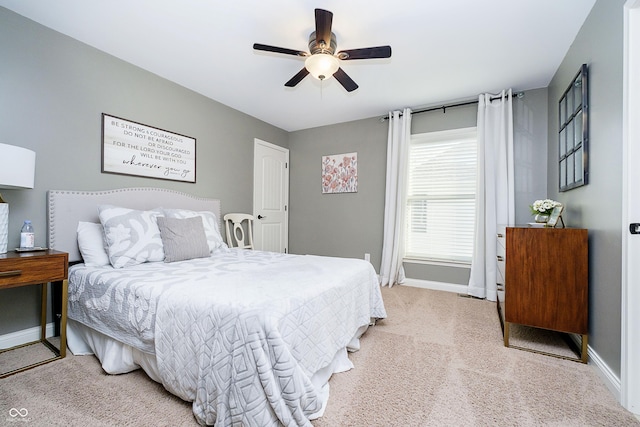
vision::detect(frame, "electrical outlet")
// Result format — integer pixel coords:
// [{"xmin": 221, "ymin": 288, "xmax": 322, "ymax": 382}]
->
[{"xmin": 364, "ymin": 253, "xmax": 370, "ymax": 262}]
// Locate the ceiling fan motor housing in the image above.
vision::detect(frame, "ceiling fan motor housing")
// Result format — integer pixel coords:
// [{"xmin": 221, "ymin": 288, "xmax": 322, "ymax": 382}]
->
[{"xmin": 308, "ymin": 31, "xmax": 337, "ymax": 55}]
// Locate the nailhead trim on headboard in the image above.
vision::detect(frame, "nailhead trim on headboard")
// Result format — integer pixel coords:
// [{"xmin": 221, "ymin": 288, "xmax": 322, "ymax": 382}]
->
[{"xmin": 47, "ymin": 187, "xmax": 222, "ymax": 263}]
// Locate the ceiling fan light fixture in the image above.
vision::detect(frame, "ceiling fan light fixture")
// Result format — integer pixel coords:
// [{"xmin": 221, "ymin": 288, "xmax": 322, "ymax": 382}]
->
[{"xmin": 305, "ymin": 53, "xmax": 339, "ymax": 81}]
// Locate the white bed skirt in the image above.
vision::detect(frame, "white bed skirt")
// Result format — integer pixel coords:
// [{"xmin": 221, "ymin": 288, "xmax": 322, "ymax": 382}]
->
[{"xmin": 67, "ymin": 319, "xmax": 368, "ymax": 420}]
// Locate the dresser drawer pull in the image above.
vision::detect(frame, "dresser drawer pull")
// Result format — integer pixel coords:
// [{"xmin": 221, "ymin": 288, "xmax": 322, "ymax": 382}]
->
[
  {"xmin": 0, "ymin": 270, "xmax": 22, "ymax": 278},
  {"xmin": 497, "ymin": 256, "xmax": 504, "ymax": 261}
]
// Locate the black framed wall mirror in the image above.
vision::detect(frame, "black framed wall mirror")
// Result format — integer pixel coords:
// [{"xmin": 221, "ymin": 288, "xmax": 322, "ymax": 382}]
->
[{"xmin": 559, "ymin": 64, "xmax": 589, "ymax": 192}]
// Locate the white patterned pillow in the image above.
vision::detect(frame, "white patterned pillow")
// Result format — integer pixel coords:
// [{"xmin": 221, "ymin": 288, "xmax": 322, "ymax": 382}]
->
[
  {"xmin": 77, "ymin": 222, "xmax": 110, "ymax": 267},
  {"xmin": 98, "ymin": 205, "xmax": 164, "ymax": 268},
  {"xmin": 162, "ymin": 209, "xmax": 226, "ymax": 253}
]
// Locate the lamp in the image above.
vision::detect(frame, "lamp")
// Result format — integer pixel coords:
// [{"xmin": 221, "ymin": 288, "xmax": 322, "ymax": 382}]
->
[
  {"xmin": 305, "ymin": 53, "xmax": 339, "ymax": 81},
  {"xmin": 0, "ymin": 143, "xmax": 36, "ymax": 254}
]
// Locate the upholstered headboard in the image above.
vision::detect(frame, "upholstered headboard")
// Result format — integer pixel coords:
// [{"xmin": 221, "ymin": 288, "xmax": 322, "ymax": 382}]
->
[{"xmin": 47, "ymin": 187, "xmax": 221, "ymax": 263}]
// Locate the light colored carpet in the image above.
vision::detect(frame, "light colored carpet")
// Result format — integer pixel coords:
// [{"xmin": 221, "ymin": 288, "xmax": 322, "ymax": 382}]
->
[
  {"xmin": 508, "ymin": 322, "xmax": 578, "ymax": 359},
  {"xmin": 0, "ymin": 286, "xmax": 638, "ymax": 426},
  {"xmin": 0, "ymin": 342, "xmax": 58, "ymax": 376}
]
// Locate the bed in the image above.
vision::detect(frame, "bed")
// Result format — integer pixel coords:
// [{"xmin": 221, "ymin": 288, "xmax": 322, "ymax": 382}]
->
[{"xmin": 47, "ymin": 187, "xmax": 386, "ymax": 426}]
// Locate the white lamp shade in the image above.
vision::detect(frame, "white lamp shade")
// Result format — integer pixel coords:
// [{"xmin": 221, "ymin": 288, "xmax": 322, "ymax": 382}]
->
[
  {"xmin": 0, "ymin": 143, "xmax": 36, "ymax": 189},
  {"xmin": 305, "ymin": 54, "xmax": 339, "ymax": 81}
]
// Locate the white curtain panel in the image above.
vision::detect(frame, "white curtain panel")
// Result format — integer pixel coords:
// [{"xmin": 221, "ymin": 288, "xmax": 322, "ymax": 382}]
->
[
  {"xmin": 380, "ymin": 108, "xmax": 412, "ymax": 287},
  {"xmin": 468, "ymin": 90, "xmax": 515, "ymax": 301}
]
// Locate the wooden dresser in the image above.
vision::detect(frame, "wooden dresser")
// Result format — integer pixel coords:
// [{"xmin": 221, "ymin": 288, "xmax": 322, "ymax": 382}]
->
[{"xmin": 496, "ymin": 226, "xmax": 588, "ymax": 362}]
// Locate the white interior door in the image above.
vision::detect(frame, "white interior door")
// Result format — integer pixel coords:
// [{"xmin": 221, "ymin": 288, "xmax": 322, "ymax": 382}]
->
[
  {"xmin": 253, "ymin": 139, "xmax": 289, "ymax": 252},
  {"xmin": 622, "ymin": 0, "xmax": 640, "ymax": 415}
]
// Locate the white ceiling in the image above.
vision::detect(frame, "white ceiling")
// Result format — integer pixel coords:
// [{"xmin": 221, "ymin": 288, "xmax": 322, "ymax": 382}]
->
[{"xmin": 0, "ymin": 0, "xmax": 596, "ymax": 132}]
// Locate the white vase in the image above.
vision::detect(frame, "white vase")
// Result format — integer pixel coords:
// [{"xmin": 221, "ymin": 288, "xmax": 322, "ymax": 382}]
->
[{"xmin": 534, "ymin": 213, "xmax": 550, "ymax": 223}]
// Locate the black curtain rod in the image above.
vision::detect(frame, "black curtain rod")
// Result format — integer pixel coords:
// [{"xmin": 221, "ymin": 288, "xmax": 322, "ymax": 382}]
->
[
  {"xmin": 413, "ymin": 99, "xmax": 478, "ymax": 115},
  {"xmin": 381, "ymin": 92, "xmax": 523, "ymax": 121}
]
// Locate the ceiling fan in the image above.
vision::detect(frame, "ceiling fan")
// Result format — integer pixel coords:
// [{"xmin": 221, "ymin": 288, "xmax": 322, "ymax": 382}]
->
[{"xmin": 253, "ymin": 8, "xmax": 392, "ymax": 92}]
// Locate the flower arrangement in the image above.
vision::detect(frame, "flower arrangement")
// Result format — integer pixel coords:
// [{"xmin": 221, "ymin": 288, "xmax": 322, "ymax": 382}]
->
[{"xmin": 530, "ymin": 199, "xmax": 562, "ymax": 216}]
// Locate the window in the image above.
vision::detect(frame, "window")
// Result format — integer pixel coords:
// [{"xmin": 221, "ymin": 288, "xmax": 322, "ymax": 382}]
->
[
  {"xmin": 405, "ymin": 127, "xmax": 477, "ymax": 264},
  {"xmin": 558, "ymin": 64, "xmax": 588, "ymax": 191}
]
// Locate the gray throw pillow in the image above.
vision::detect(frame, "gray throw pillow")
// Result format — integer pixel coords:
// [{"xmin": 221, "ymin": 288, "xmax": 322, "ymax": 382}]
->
[
  {"xmin": 157, "ymin": 216, "xmax": 210, "ymax": 262},
  {"xmin": 162, "ymin": 208, "xmax": 226, "ymax": 253}
]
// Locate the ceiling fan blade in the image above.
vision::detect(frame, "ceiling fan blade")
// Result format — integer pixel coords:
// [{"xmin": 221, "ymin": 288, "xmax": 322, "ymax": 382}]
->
[
  {"xmin": 333, "ymin": 68, "xmax": 358, "ymax": 92},
  {"xmin": 284, "ymin": 68, "xmax": 310, "ymax": 87},
  {"xmin": 315, "ymin": 9, "xmax": 333, "ymax": 48},
  {"xmin": 337, "ymin": 46, "xmax": 392, "ymax": 60},
  {"xmin": 253, "ymin": 43, "xmax": 308, "ymax": 57}
]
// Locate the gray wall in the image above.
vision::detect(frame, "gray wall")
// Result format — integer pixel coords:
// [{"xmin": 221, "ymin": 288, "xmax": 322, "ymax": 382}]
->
[
  {"xmin": 0, "ymin": 8, "xmax": 288, "ymax": 334},
  {"xmin": 513, "ymin": 88, "xmax": 549, "ymax": 225},
  {"xmin": 546, "ymin": 0, "xmax": 625, "ymax": 376},
  {"xmin": 288, "ymin": 117, "xmax": 388, "ymax": 268},
  {"xmin": 289, "ymin": 90, "xmax": 548, "ymax": 285}
]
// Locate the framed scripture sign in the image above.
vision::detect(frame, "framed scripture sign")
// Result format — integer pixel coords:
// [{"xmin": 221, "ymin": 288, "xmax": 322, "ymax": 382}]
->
[{"xmin": 102, "ymin": 114, "xmax": 196, "ymax": 183}]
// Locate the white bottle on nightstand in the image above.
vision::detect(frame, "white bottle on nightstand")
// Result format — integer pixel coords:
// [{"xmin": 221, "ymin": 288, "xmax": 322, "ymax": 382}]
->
[{"xmin": 20, "ymin": 220, "xmax": 35, "ymax": 249}]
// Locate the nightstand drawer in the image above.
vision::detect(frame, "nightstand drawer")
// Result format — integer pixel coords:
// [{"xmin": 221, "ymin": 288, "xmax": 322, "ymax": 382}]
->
[{"xmin": 0, "ymin": 252, "xmax": 67, "ymax": 288}]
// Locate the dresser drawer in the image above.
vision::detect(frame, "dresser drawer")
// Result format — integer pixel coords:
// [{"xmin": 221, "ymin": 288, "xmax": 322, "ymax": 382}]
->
[
  {"xmin": 0, "ymin": 252, "xmax": 68, "ymax": 288},
  {"xmin": 496, "ymin": 228, "xmax": 506, "ymax": 286}
]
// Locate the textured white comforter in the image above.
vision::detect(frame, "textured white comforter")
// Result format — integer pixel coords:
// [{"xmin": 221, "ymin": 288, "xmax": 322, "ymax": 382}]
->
[{"xmin": 68, "ymin": 249, "xmax": 386, "ymax": 426}]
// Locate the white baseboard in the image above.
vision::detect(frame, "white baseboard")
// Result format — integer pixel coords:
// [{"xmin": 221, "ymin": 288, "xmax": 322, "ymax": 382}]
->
[
  {"xmin": 0, "ymin": 323, "xmax": 55, "ymax": 349},
  {"xmin": 566, "ymin": 333, "xmax": 621, "ymax": 402},
  {"xmin": 401, "ymin": 278, "xmax": 624, "ymax": 406},
  {"xmin": 587, "ymin": 343, "xmax": 622, "ymax": 403},
  {"xmin": 401, "ymin": 278, "xmax": 468, "ymax": 295}
]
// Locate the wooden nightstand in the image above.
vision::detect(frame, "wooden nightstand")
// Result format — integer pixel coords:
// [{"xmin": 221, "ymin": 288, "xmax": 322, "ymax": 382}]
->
[{"xmin": 0, "ymin": 249, "xmax": 69, "ymax": 377}]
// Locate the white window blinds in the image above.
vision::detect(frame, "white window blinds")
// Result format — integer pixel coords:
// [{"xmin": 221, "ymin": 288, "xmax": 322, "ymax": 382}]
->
[{"xmin": 405, "ymin": 127, "xmax": 477, "ymax": 263}]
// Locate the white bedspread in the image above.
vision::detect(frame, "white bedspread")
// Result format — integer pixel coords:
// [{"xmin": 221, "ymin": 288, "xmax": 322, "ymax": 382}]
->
[{"xmin": 68, "ymin": 249, "xmax": 386, "ymax": 426}]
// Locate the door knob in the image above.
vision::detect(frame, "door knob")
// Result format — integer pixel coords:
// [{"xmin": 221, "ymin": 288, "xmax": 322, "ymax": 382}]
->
[{"xmin": 257, "ymin": 215, "xmax": 266, "ymax": 219}]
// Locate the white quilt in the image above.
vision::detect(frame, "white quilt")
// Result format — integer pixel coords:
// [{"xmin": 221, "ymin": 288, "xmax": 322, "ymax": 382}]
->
[{"xmin": 68, "ymin": 249, "xmax": 386, "ymax": 426}]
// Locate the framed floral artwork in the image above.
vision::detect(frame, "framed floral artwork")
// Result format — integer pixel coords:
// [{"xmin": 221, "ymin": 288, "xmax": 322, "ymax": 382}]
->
[{"xmin": 322, "ymin": 152, "xmax": 357, "ymax": 194}]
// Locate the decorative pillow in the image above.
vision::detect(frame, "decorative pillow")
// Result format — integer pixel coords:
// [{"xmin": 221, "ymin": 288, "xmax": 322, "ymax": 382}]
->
[
  {"xmin": 157, "ymin": 216, "xmax": 210, "ymax": 262},
  {"xmin": 77, "ymin": 222, "xmax": 110, "ymax": 267},
  {"xmin": 162, "ymin": 209, "xmax": 226, "ymax": 253},
  {"xmin": 98, "ymin": 205, "xmax": 164, "ymax": 268}
]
